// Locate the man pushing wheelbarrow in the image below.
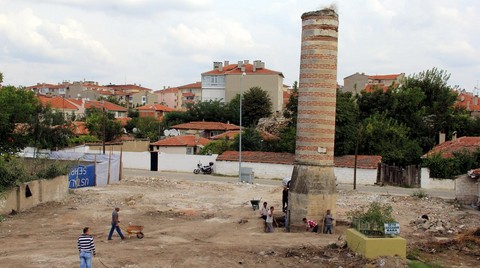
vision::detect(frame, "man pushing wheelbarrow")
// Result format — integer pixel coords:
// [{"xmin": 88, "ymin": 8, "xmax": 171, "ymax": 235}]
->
[{"xmin": 107, "ymin": 207, "xmax": 145, "ymax": 240}]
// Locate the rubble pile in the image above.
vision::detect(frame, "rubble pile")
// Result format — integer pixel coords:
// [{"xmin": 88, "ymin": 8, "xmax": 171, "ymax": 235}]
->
[{"xmin": 409, "ymin": 216, "xmax": 464, "ymax": 234}]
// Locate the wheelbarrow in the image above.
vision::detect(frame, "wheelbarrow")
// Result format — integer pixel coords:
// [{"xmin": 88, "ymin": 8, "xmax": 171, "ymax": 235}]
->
[
  {"xmin": 250, "ymin": 199, "xmax": 261, "ymax": 211},
  {"xmin": 125, "ymin": 225, "xmax": 144, "ymax": 239}
]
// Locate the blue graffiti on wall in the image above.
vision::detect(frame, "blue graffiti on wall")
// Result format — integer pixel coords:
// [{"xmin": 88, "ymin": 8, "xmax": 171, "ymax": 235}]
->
[{"xmin": 69, "ymin": 165, "xmax": 95, "ymax": 188}]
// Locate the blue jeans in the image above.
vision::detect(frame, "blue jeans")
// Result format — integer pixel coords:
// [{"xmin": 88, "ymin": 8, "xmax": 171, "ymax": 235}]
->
[
  {"xmin": 108, "ymin": 223, "xmax": 125, "ymax": 240},
  {"xmin": 79, "ymin": 251, "xmax": 92, "ymax": 268}
]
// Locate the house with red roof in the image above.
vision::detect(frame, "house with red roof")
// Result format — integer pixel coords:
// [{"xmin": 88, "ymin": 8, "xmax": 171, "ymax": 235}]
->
[
  {"xmin": 178, "ymin": 82, "xmax": 202, "ymax": 110},
  {"xmin": 37, "ymin": 95, "xmax": 80, "ymax": 118},
  {"xmin": 343, "ymin": 72, "xmax": 404, "ymax": 94},
  {"xmin": 201, "ymin": 60, "xmax": 285, "ymax": 113},
  {"xmin": 85, "ymin": 100, "xmax": 128, "ymax": 118},
  {"xmin": 210, "ymin": 130, "xmax": 279, "ymax": 141},
  {"xmin": 150, "ymin": 135, "xmax": 211, "ymax": 154},
  {"xmin": 154, "ymin": 87, "xmax": 180, "ymax": 109},
  {"xmin": 423, "ymin": 136, "xmax": 480, "ymax": 158},
  {"xmin": 455, "ymin": 89, "xmax": 480, "ymax": 117},
  {"xmin": 171, "ymin": 121, "xmax": 240, "ymax": 138},
  {"xmin": 136, "ymin": 104, "xmax": 174, "ymax": 121}
]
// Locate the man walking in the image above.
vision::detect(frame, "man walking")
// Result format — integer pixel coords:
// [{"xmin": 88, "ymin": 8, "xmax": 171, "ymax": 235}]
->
[
  {"xmin": 77, "ymin": 227, "xmax": 96, "ymax": 268},
  {"xmin": 108, "ymin": 207, "xmax": 125, "ymax": 240}
]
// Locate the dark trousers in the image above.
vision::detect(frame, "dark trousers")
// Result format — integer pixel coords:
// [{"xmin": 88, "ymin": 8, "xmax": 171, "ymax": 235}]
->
[{"xmin": 108, "ymin": 223, "xmax": 125, "ymax": 239}]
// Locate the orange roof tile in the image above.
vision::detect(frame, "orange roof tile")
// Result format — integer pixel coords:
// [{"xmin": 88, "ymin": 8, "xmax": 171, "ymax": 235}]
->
[
  {"xmin": 136, "ymin": 104, "xmax": 174, "ymax": 112},
  {"xmin": 217, "ymin": 151, "xmax": 381, "ymax": 168},
  {"xmin": 154, "ymin": 87, "xmax": 179, "ymax": 94},
  {"xmin": 367, "ymin": 74, "xmax": 402, "ymax": 80},
  {"xmin": 455, "ymin": 91, "xmax": 480, "ymax": 111},
  {"xmin": 424, "ymin": 136, "xmax": 480, "ymax": 158},
  {"xmin": 202, "ymin": 63, "xmax": 283, "ymax": 77},
  {"xmin": 364, "ymin": 84, "xmax": 391, "ymax": 93},
  {"xmin": 71, "ymin": 121, "xmax": 89, "ymax": 135},
  {"xmin": 85, "ymin": 100, "xmax": 127, "ymax": 112},
  {"xmin": 116, "ymin": 117, "xmax": 132, "ymax": 126},
  {"xmin": 106, "ymin": 84, "xmax": 153, "ymax": 92},
  {"xmin": 334, "ymin": 155, "xmax": 382, "ymax": 169},
  {"xmin": 217, "ymin": 151, "xmax": 295, "ymax": 164},
  {"xmin": 177, "ymin": 82, "xmax": 202, "ymax": 89},
  {"xmin": 150, "ymin": 135, "xmax": 211, "ymax": 147},
  {"xmin": 38, "ymin": 96, "xmax": 79, "ymax": 110},
  {"xmin": 211, "ymin": 130, "xmax": 278, "ymax": 141},
  {"xmin": 172, "ymin": 121, "xmax": 240, "ymax": 131}
]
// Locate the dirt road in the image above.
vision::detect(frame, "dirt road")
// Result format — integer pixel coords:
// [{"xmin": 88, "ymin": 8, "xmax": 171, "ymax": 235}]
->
[{"xmin": 0, "ymin": 171, "xmax": 478, "ymax": 267}]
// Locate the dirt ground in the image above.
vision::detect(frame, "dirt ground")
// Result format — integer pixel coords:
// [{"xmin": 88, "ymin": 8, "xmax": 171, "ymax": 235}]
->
[{"xmin": 0, "ymin": 174, "xmax": 479, "ymax": 268}]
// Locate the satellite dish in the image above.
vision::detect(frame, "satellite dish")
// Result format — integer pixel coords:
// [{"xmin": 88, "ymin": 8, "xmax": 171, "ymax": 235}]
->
[
  {"xmin": 170, "ymin": 129, "xmax": 179, "ymax": 136},
  {"xmin": 133, "ymin": 128, "xmax": 139, "ymax": 133},
  {"xmin": 163, "ymin": 129, "xmax": 171, "ymax": 136}
]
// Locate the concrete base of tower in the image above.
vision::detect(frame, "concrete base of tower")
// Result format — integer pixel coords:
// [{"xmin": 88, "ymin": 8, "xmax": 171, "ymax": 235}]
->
[{"xmin": 287, "ymin": 163, "xmax": 337, "ymax": 232}]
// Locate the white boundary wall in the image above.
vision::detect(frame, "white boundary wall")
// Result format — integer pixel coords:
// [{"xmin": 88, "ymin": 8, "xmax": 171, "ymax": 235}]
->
[
  {"xmin": 158, "ymin": 153, "xmax": 218, "ymax": 172},
  {"xmin": 420, "ymin": 167, "xmax": 456, "ymax": 190},
  {"xmin": 122, "ymin": 151, "xmax": 151, "ymax": 170},
  {"xmin": 334, "ymin": 167, "xmax": 377, "ymax": 185}
]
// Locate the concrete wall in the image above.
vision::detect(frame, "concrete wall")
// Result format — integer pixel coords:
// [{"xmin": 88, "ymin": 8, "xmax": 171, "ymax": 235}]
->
[
  {"xmin": 455, "ymin": 174, "xmax": 479, "ymax": 204},
  {"xmin": 158, "ymin": 153, "xmax": 218, "ymax": 173},
  {"xmin": 216, "ymin": 160, "xmax": 378, "ymax": 184},
  {"xmin": 420, "ymin": 168, "xmax": 456, "ymax": 190},
  {"xmin": 122, "ymin": 151, "xmax": 151, "ymax": 170},
  {"xmin": 225, "ymin": 73, "xmax": 283, "ymax": 113},
  {"xmin": 0, "ymin": 176, "xmax": 69, "ymax": 215}
]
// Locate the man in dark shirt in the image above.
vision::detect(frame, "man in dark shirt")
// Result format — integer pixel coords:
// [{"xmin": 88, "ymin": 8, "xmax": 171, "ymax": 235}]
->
[
  {"xmin": 77, "ymin": 227, "xmax": 96, "ymax": 268},
  {"xmin": 108, "ymin": 207, "xmax": 125, "ymax": 240}
]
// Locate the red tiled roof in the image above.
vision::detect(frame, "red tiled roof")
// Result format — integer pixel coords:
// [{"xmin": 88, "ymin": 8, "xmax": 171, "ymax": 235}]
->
[
  {"xmin": 136, "ymin": 104, "xmax": 174, "ymax": 112},
  {"xmin": 202, "ymin": 63, "xmax": 283, "ymax": 77},
  {"xmin": 85, "ymin": 100, "xmax": 127, "ymax": 112},
  {"xmin": 38, "ymin": 96, "xmax": 79, "ymax": 110},
  {"xmin": 210, "ymin": 130, "xmax": 278, "ymax": 141},
  {"xmin": 455, "ymin": 91, "xmax": 480, "ymax": 111},
  {"xmin": 116, "ymin": 117, "xmax": 132, "ymax": 126},
  {"xmin": 334, "ymin": 155, "xmax": 382, "ymax": 169},
  {"xmin": 106, "ymin": 84, "xmax": 153, "ymax": 92},
  {"xmin": 217, "ymin": 151, "xmax": 381, "ymax": 168},
  {"xmin": 150, "ymin": 135, "xmax": 211, "ymax": 147},
  {"xmin": 172, "ymin": 121, "xmax": 240, "ymax": 131},
  {"xmin": 177, "ymin": 82, "xmax": 202, "ymax": 89},
  {"xmin": 71, "ymin": 121, "xmax": 89, "ymax": 135},
  {"xmin": 217, "ymin": 151, "xmax": 295, "ymax": 164},
  {"xmin": 367, "ymin": 74, "xmax": 402, "ymax": 80},
  {"xmin": 154, "ymin": 87, "xmax": 179, "ymax": 94},
  {"xmin": 364, "ymin": 84, "xmax": 391, "ymax": 93},
  {"xmin": 424, "ymin": 136, "xmax": 480, "ymax": 158}
]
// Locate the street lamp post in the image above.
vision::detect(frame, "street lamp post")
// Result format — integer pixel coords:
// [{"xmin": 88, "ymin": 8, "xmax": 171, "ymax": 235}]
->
[
  {"xmin": 239, "ymin": 72, "xmax": 246, "ymax": 182},
  {"xmin": 102, "ymin": 101, "xmax": 106, "ymax": 155}
]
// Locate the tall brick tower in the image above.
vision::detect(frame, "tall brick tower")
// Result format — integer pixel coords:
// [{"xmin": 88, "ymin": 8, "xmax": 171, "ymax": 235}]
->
[{"xmin": 288, "ymin": 8, "xmax": 338, "ymax": 231}]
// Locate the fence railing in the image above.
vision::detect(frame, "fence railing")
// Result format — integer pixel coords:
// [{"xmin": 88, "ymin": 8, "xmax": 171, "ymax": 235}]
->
[{"xmin": 376, "ymin": 163, "xmax": 420, "ymax": 188}]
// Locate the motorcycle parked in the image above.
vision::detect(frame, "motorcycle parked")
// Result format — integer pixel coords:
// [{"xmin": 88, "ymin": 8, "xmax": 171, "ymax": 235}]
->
[{"xmin": 193, "ymin": 162, "xmax": 214, "ymax": 175}]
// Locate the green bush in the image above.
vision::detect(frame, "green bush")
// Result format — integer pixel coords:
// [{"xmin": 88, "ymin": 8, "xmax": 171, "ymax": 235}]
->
[
  {"xmin": 0, "ymin": 157, "xmax": 31, "ymax": 192},
  {"xmin": 69, "ymin": 135, "xmax": 100, "ymax": 145},
  {"xmin": 347, "ymin": 201, "xmax": 396, "ymax": 236},
  {"xmin": 422, "ymin": 149, "xmax": 480, "ymax": 179}
]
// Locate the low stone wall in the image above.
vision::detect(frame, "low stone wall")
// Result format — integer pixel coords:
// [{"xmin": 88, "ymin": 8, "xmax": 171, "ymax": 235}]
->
[
  {"xmin": 345, "ymin": 228, "xmax": 406, "ymax": 259},
  {"xmin": 0, "ymin": 176, "xmax": 69, "ymax": 215},
  {"xmin": 455, "ymin": 174, "xmax": 479, "ymax": 204}
]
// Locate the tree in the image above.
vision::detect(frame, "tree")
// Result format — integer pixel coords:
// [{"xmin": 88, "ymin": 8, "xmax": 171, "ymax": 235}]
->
[
  {"xmin": 30, "ymin": 104, "xmax": 73, "ymax": 150},
  {"xmin": 335, "ymin": 90, "xmax": 359, "ymax": 156},
  {"xmin": 224, "ymin": 94, "xmax": 240, "ymax": 125},
  {"xmin": 242, "ymin": 87, "xmax": 272, "ymax": 127},
  {"xmin": 84, "ymin": 108, "xmax": 123, "ymax": 142},
  {"xmin": 186, "ymin": 100, "xmax": 229, "ymax": 122},
  {"xmin": 0, "ymin": 86, "xmax": 39, "ymax": 156},
  {"xmin": 232, "ymin": 127, "xmax": 263, "ymax": 151},
  {"xmin": 283, "ymin": 81, "xmax": 298, "ymax": 127},
  {"xmin": 200, "ymin": 138, "xmax": 233, "ymax": 155},
  {"xmin": 359, "ymin": 113, "xmax": 422, "ymax": 165},
  {"xmin": 402, "ymin": 68, "xmax": 458, "ymax": 150},
  {"xmin": 132, "ymin": 116, "xmax": 161, "ymax": 141}
]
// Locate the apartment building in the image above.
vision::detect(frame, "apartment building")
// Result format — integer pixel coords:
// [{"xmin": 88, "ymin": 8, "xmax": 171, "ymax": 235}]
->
[
  {"xmin": 154, "ymin": 87, "xmax": 180, "ymax": 109},
  {"xmin": 201, "ymin": 60, "xmax": 285, "ymax": 113},
  {"xmin": 343, "ymin": 72, "xmax": 405, "ymax": 94}
]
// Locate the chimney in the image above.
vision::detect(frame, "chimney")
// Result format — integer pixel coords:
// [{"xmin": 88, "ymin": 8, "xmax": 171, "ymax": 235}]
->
[
  {"xmin": 452, "ymin": 131, "xmax": 457, "ymax": 141},
  {"xmin": 439, "ymin": 132, "xmax": 446, "ymax": 144},
  {"xmin": 237, "ymin": 61, "xmax": 243, "ymax": 69},
  {"xmin": 213, "ymin": 62, "xmax": 223, "ymax": 72},
  {"xmin": 194, "ymin": 133, "xmax": 200, "ymax": 143},
  {"xmin": 244, "ymin": 60, "xmax": 249, "ymax": 64},
  {"xmin": 288, "ymin": 8, "xmax": 338, "ymax": 232},
  {"xmin": 224, "ymin": 60, "xmax": 229, "ymax": 66}
]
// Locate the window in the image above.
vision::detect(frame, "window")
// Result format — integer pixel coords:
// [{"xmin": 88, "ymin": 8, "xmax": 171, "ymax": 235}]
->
[
  {"xmin": 142, "ymin": 96, "xmax": 146, "ymax": 104},
  {"xmin": 186, "ymin": 147, "xmax": 193, "ymax": 155}
]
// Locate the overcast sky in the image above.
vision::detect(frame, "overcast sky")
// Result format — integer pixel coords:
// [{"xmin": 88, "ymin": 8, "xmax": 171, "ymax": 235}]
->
[{"xmin": 1, "ymin": 0, "xmax": 479, "ymax": 91}]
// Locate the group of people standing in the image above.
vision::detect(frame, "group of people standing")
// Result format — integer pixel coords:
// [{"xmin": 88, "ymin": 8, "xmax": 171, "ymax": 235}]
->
[
  {"xmin": 259, "ymin": 181, "xmax": 335, "ymax": 234},
  {"xmin": 76, "ymin": 207, "xmax": 125, "ymax": 268}
]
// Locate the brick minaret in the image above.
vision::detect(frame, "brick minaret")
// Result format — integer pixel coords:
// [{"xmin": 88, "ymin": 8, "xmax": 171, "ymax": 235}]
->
[{"xmin": 288, "ymin": 8, "xmax": 338, "ymax": 231}]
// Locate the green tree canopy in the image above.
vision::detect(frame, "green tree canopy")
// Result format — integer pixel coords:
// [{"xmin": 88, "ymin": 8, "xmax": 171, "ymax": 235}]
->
[
  {"xmin": 283, "ymin": 81, "xmax": 298, "ymax": 127},
  {"xmin": 132, "ymin": 116, "xmax": 161, "ymax": 141},
  {"xmin": 232, "ymin": 127, "xmax": 263, "ymax": 151},
  {"xmin": 0, "ymin": 86, "xmax": 39, "ymax": 156},
  {"xmin": 335, "ymin": 90, "xmax": 359, "ymax": 156},
  {"xmin": 241, "ymin": 86, "xmax": 272, "ymax": 127},
  {"xmin": 84, "ymin": 108, "xmax": 123, "ymax": 142}
]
